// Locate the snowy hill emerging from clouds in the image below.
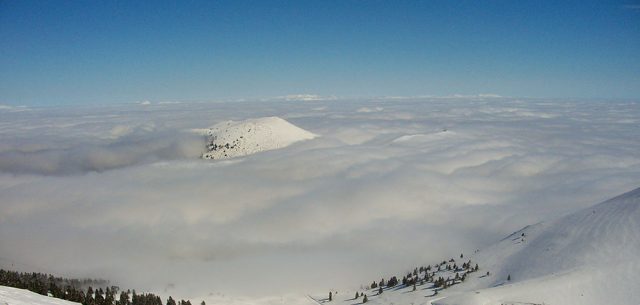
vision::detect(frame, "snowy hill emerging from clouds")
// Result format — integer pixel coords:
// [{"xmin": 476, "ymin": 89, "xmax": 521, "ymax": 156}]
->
[
  {"xmin": 201, "ymin": 117, "xmax": 316, "ymax": 160},
  {"xmin": 0, "ymin": 286, "xmax": 80, "ymax": 305}
]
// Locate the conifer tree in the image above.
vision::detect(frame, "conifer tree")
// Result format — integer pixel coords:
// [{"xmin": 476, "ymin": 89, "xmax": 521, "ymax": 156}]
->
[
  {"xmin": 119, "ymin": 291, "xmax": 130, "ymax": 305},
  {"xmin": 167, "ymin": 296, "xmax": 176, "ymax": 305}
]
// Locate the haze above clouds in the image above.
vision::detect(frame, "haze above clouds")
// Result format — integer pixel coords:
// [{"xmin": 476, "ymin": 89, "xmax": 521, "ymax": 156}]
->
[{"xmin": 0, "ymin": 98, "xmax": 639, "ymax": 302}]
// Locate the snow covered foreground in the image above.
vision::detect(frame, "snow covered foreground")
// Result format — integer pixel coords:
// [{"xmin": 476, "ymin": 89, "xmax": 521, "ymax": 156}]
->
[
  {"xmin": 201, "ymin": 117, "xmax": 316, "ymax": 160},
  {"xmin": 0, "ymin": 286, "xmax": 80, "ymax": 305},
  {"xmin": 312, "ymin": 187, "xmax": 640, "ymax": 305}
]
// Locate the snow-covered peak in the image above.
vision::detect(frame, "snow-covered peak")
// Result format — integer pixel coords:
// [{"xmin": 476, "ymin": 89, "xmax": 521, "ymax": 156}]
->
[{"xmin": 202, "ymin": 117, "xmax": 317, "ymax": 160}]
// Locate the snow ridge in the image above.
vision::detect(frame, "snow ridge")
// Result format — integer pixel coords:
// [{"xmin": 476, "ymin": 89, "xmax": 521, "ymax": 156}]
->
[
  {"xmin": 435, "ymin": 187, "xmax": 640, "ymax": 305},
  {"xmin": 311, "ymin": 187, "xmax": 640, "ymax": 305}
]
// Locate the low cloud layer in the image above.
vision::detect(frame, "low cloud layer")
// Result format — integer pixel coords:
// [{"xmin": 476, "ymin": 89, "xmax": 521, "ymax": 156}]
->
[
  {"xmin": 0, "ymin": 98, "xmax": 639, "ymax": 303},
  {"xmin": 0, "ymin": 131, "xmax": 204, "ymax": 175}
]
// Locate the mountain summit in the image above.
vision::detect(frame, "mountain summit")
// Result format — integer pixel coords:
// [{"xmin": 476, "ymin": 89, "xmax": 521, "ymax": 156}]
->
[{"xmin": 202, "ymin": 117, "xmax": 316, "ymax": 160}]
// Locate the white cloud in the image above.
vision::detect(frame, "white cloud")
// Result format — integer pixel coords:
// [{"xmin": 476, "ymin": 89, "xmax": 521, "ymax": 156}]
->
[
  {"xmin": 0, "ymin": 104, "xmax": 30, "ymax": 112},
  {"xmin": 356, "ymin": 106, "xmax": 384, "ymax": 113},
  {"xmin": 0, "ymin": 98, "xmax": 638, "ymax": 303},
  {"xmin": 272, "ymin": 94, "xmax": 337, "ymax": 101}
]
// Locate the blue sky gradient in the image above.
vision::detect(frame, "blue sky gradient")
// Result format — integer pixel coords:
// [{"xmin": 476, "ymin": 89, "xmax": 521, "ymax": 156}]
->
[{"xmin": 1, "ymin": 0, "xmax": 639, "ymax": 105}]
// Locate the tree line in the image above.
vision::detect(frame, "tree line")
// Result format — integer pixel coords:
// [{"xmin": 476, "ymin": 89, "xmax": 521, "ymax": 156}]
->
[{"xmin": 0, "ymin": 269, "xmax": 204, "ymax": 305}]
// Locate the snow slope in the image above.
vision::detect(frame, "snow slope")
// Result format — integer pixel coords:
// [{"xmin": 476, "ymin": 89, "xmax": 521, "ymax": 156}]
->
[
  {"xmin": 0, "ymin": 286, "xmax": 80, "ymax": 305},
  {"xmin": 201, "ymin": 117, "xmax": 316, "ymax": 160},
  {"xmin": 311, "ymin": 187, "xmax": 640, "ymax": 305},
  {"xmin": 434, "ymin": 187, "xmax": 640, "ymax": 305}
]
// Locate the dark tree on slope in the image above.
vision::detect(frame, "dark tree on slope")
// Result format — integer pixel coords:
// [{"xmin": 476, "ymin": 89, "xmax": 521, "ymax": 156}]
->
[
  {"xmin": 362, "ymin": 295, "xmax": 368, "ymax": 303},
  {"xmin": 167, "ymin": 296, "xmax": 177, "ymax": 305},
  {"xmin": 86, "ymin": 287, "xmax": 95, "ymax": 305},
  {"xmin": 386, "ymin": 276, "xmax": 398, "ymax": 287},
  {"xmin": 119, "ymin": 291, "xmax": 130, "ymax": 305}
]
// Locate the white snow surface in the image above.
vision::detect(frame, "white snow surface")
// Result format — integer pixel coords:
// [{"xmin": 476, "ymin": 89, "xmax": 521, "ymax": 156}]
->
[
  {"xmin": 201, "ymin": 117, "xmax": 316, "ymax": 160},
  {"xmin": 439, "ymin": 186, "xmax": 640, "ymax": 305},
  {"xmin": 311, "ymin": 187, "xmax": 640, "ymax": 305},
  {"xmin": 0, "ymin": 286, "xmax": 80, "ymax": 305}
]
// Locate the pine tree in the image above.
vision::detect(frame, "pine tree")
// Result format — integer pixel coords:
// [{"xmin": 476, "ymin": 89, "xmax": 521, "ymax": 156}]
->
[
  {"xmin": 329, "ymin": 291, "xmax": 332, "ymax": 301},
  {"xmin": 378, "ymin": 286, "xmax": 383, "ymax": 295},
  {"xmin": 507, "ymin": 274, "xmax": 511, "ymax": 281},
  {"xmin": 355, "ymin": 292, "xmax": 359, "ymax": 299},
  {"xmin": 86, "ymin": 287, "xmax": 95, "ymax": 305},
  {"xmin": 167, "ymin": 296, "xmax": 176, "ymax": 305},
  {"xmin": 119, "ymin": 291, "xmax": 130, "ymax": 305},
  {"xmin": 362, "ymin": 295, "xmax": 368, "ymax": 303}
]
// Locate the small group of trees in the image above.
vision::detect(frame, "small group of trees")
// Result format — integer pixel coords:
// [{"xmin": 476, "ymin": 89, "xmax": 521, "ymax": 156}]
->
[
  {"xmin": 361, "ymin": 253, "xmax": 485, "ymax": 300},
  {"xmin": 0, "ymin": 269, "xmax": 204, "ymax": 305}
]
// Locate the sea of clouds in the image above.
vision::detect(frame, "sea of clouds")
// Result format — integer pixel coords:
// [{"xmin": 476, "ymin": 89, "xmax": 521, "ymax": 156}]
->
[{"xmin": 0, "ymin": 98, "xmax": 639, "ymax": 304}]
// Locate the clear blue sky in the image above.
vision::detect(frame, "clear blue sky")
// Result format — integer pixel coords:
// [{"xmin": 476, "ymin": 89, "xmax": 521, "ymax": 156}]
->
[{"xmin": 1, "ymin": 0, "xmax": 639, "ymax": 105}]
